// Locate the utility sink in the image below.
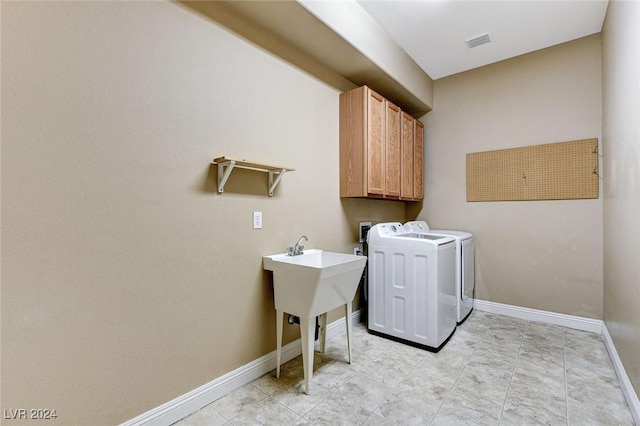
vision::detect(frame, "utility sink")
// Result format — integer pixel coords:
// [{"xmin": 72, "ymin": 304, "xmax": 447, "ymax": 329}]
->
[
  {"xmin": 263, "ymin": 249, "xmax": 367, "ymax": 394},
  {"xmin": 263, "ymin": 249, "xmax": 367, "ymax": 318}
]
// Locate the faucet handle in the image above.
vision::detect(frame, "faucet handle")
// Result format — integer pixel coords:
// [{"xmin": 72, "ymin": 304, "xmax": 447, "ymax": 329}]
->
[{"xmin": 287, "ymin": 246, "xmax": 294, "ymax": 254}]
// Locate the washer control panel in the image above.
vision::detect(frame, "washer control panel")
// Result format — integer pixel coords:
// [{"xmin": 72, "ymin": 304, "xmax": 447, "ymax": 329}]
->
[{"xmin": 372, "ymin": 222, "xmax": 405, "ymax": 237}]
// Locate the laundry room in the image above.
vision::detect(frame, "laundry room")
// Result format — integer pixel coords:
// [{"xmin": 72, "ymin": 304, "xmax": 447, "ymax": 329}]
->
[{"xmin": 2, "ymin": 1, "xmax": 638, "ymax": 425}]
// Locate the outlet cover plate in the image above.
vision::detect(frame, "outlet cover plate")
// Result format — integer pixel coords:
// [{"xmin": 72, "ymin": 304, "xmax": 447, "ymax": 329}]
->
[{"xmin": 253, "ymin": 212, "xmax": 262, "ymax": 230}]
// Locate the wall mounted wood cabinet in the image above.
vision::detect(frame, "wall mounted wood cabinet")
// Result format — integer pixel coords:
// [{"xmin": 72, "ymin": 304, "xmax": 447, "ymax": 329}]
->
[
  {"xmin": 339, "ymin": 86, "xmax": 423, "ymax": 201},
  {"xmin": 385, "ymin": 101, "xmax": 402, "ymax": 198},
  {"xmin": 413, "ymin": 120, "xmax": 424, "ymax": 201}
]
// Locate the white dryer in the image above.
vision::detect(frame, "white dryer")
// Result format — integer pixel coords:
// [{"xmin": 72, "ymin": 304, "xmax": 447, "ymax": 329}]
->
[
  {"xmin": 367, "ymin": 222, "xmax": 457, "ymax": 351},
  {"xmin": 405, "ymin": 220, "xmax": 475, "ymax": 324}
]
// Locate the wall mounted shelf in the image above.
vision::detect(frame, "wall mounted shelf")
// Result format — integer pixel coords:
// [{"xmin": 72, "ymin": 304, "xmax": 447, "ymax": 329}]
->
[{"xmin": 212, "ymin": 156, "xmax": 295, "ymax": 196}]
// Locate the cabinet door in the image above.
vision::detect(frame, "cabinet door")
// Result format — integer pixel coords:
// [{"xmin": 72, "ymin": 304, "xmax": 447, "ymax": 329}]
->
[
  {"xmin": 413, "ymin": 120, "xmax": 424, "ymax": 200},
  {"xmin": 401, "ymin": 112, "xmax": 414, "ymax": 199},
  {"xmin": 385, "ymin": 102, "xmax": 401, "ymax": 198},
  {"xmin": 367, "ymin": 89, "xmax": 385, "ymax": 196}
]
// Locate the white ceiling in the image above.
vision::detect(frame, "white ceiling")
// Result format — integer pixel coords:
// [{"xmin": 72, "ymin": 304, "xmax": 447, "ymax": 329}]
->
[
  {"xmin": 358, "ymin": 0, "xmax": 609, "ymax": 79},
  {"xmin": 197, "ymin": 0, "xmax": 610, "ymax": 113}
]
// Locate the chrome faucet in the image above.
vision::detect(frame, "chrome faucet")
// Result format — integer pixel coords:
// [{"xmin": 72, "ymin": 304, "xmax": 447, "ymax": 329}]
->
[{"xmin": 287, "ymin": 235, "xmax": 308, "ymax": 256}]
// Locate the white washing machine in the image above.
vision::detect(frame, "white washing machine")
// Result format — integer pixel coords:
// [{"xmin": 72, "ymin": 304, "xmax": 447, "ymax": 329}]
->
[
  {"xmin": 367, "ymin": 222, "xmax": 457, "ymax": 351},
  {"xmin": 405, "ymin": 220, "xmax": 475, "ymax": 324}
]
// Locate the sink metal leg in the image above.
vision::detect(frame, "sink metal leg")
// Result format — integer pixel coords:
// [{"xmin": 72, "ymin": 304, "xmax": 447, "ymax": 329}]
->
[
  {"xmin": 276, "ymin": 309, "xmax": 283, "ymax": 379},
  {"xmin": 345, "ymin": 303, "xmax": 352, "ymax": 364},
  {"xmin": 318, "ymin": 313, "xmax": 327, "ymax": 353},
  {"xmin": 300, "ymin": 317, "xmax": 315, "ymax": 395}
]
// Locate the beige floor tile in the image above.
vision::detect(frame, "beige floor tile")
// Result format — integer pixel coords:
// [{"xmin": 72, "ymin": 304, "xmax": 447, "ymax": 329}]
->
[
  {"xmin": 441, "ymin": 385, "xmax": 504, "ymax": 423},
  {"xmin": 227, "ymin": 397, "xmax": 300, "ymax": 425},
  {"xmin": 331, "ymin": 372, "xmax": 396, "ymax": 412},
  {"xmin": 178, "ymin": 404, "xmax": 228, "ymax": 426},
  {"xmin": 172, "ymin": 312, "xmax": 635, "ymax": 426},
  {"xmin": 270, "ymin": 377, "xmax": 329, "ymax": 417},
  {"xmin": 374, "ymin": 384, "xmax": 441, "ymax": 425},
  {"xmin": 431, "ymin": 404, "xmax": 493, "ymax": 426},
  {"xmin": 501, "ymin": 394, "xmax": 567, "ymax": 425},
  {"xmin": 209, "ymin": 385, "xmax": 268, "ymax": 420},
  {"xmin": 302, "ymin": 393, "xmax": 373, "ymax": 424}
]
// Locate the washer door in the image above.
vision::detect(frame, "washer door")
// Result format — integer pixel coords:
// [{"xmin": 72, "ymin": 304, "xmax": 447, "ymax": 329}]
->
[{"xmin": 461, "ymin": 239, "xmax": 475, "ymax": 300}]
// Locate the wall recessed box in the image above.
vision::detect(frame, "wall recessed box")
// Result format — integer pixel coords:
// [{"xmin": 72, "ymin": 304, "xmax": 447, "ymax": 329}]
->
[
  {"xmin": 212, "ymin": 156, "xmax": 295, "ymax": 197},
  {"xmin": 466, "ymin": 138, "xmax": 599, "ymax": 202}
]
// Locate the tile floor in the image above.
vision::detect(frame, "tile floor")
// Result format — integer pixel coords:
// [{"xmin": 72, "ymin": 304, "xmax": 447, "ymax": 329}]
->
[{"xmin": 175, "ymin": 311, "xmax": 635, "ymax": 425}]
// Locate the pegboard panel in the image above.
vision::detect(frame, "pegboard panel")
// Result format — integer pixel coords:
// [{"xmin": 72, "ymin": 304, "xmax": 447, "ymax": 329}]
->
[{"xmin": 466, "ymin": 138, "xmax": 599, "ymax": 201}]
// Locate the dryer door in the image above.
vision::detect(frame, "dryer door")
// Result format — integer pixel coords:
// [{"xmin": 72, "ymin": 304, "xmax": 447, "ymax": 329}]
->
[{"xmin": 461, "ymin": 239, "xmax": 475, "ymax": 300}]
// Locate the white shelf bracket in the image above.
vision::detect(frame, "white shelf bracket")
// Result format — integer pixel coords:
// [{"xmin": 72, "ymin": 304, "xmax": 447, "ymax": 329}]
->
[
  {"xmin": 213, "ymin": 157, "xmax": 294, "ymax": 196},
  {"xmin": 217, "ymin": 160, "xmax": 236, "ymax": 193},
  {"xmin": 268, "ymin": 169, "xmax": 287, "ymax": 197}
]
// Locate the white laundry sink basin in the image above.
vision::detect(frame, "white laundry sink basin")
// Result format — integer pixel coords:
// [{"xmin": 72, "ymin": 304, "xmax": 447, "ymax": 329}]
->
[
  {"xmin": 263, "ymin": 248, "xmax": 367, "ymax": 394},
  {"xmin": 263, "ymin": 249, "xmax": 367, "ymax": 318}
]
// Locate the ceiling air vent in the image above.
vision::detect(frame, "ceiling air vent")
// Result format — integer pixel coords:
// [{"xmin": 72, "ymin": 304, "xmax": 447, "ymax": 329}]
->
[{"xmin": 465, "ymin": 33, "xmax": 491, "ymax": 49}]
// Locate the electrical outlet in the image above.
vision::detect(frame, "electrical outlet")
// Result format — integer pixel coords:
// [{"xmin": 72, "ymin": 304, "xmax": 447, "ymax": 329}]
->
[{"xmin": 252, "ymin": 211, "xmax": 262, "ymax": 230}]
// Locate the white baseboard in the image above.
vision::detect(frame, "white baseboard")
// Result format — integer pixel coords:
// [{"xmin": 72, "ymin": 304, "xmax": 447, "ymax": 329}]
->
[
  {"xmin": 123, "ymin": 302, "xmax": 640, "ymax": 426},
  {"xmin": 602, "ymin": 323, "xmax": 640, "ymax": 424},
  {"xmin": 473, "ymin": 299, "xmax": 603, "ymax": 333},
  {"xmin": 120, "ymin": 310, "xmax": 361, "ymax": 426}
]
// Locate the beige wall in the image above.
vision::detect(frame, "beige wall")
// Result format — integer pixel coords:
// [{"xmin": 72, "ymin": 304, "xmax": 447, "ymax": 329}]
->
[
  {"xmin": 602, "ymin": 0, "xmax": 640, "ymax": 397},
  {"xmin": 297, "ymin": 0, "xmax": 433, "ymax": 111},
  {"xmin": 418, "ymin": 35, "xmax": 603, "ymax": 318},
  {"xmin": 0, "ymin": 2, "xmax": 404, "ymax": 424},
  {"xmin": 7, "ymin": 1, "xmax": 638, "ymax": 423}
]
